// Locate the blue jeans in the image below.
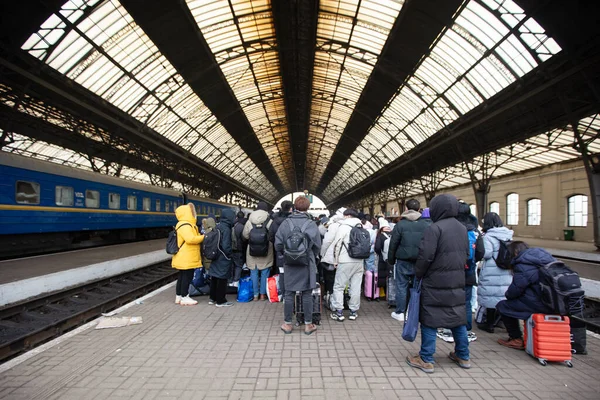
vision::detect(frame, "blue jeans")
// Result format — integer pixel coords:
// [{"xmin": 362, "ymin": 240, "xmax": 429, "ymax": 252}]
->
[
  {"xmin": 465, "ymin": 285, "xmax": 473, "ymax": 331},
  {"xmin": 251, "ymin": 268, "xmax": 269, "ymax": 296},
  {"xmin": 420, "ymin": 325, "xmax": 469, "ymax": 363},
  {"xmin": 395, "ymin": 260, "xmax": 415, "ymax": 314}
]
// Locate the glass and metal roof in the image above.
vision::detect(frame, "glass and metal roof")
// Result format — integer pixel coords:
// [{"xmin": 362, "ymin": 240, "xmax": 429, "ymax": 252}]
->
[
  {"xmin": 323, "ymin": 0, "xmax": 561, "ymax": 200},
  {"xmin": 377, "ymin": 114, "xmax": 600, "ymax": 201},
  {"xmin": 20, "ymin": 0, "xmax": 278, "ymax": 199},
  {"xmin": 187, "ymin": 0, "xmax": 293, "ymax": 189},
  {"xmin": 306, "ymin": 0, "xmax": 403, "ymax": 188},
  {"xmin": 5, "ymin": 0, "xmax": 575, "ymax": 204}
]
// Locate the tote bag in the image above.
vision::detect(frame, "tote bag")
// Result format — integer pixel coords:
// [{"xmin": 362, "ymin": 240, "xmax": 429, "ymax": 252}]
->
[{"xmin": 401, "ymin": 279, "xmax": 422, "ymax": 342}]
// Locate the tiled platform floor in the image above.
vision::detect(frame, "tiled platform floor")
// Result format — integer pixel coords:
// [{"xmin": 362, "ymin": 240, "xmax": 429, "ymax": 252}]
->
[{"xmin": 1, "ymin": 286, "xmax": 599, "ymax": 400}]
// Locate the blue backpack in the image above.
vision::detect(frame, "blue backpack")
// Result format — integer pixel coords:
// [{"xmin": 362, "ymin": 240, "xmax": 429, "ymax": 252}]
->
[{"xmin": 467, "ymin": 230, "xmax": 477, "ymax": 261}]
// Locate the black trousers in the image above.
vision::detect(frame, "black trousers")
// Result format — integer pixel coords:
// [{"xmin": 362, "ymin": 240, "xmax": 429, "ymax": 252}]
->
[
  {"xmin": 210, "ymin": 277, "xmax": 228, "ymax": 304},
  {"xmin": 500, "ymin": 314, "xmax": 523, "ymax": 339},
  {"xmin": 176, "ymin": 269, "xmax": 194, "ymax": 296}
]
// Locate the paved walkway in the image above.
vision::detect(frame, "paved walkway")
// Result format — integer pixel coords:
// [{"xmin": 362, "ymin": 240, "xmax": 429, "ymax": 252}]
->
[{"xmin": 1, "ymin": 286, "xmax": 599, "ymax": 400}]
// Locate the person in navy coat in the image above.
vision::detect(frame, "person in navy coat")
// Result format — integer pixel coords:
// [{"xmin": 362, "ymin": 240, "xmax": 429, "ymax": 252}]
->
[{"xmin": 496, "ymin": 242, "xmax": 554, "ymax": 350}]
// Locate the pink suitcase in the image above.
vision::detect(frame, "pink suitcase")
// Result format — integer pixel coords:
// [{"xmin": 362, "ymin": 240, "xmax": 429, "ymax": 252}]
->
[{"xmin": 364, "ymin": 270, "xmax": 379, "ymax": 300}]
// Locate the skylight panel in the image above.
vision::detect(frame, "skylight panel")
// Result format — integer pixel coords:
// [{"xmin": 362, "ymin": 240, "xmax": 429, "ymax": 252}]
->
[
  {"xmin": 21, "ymin": 0, "xmax": 276, "ymax": 197},
  {"xmin": 327, "ymin": 0, "xmax": 562, "ymax": 203},
  {"xmin": 307, "ymin": 1, "xmax": 404, "ymax": 189},
  {"xmin": 187, "ymin": 0, "xmax": 292, "ymax": 189}
]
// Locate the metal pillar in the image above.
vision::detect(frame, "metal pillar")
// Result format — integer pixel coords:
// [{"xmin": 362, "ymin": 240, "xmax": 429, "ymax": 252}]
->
[
  {"xmin": 464, "ymin": 154, "xmax": 502, "ymax": 223},
  {"xmin": 573, "ymin": 123, "xmax": 600, "ymax": 248}
]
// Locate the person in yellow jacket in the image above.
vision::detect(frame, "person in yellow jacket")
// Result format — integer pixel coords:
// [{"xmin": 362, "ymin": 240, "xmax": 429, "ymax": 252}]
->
[{"xmin": 172, "ymin": 203, "xmax": 204, "ymax": 306}]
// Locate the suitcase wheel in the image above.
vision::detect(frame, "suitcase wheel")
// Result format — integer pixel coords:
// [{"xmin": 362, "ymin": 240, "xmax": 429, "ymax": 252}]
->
[
  {"xmin": 538, "ymin": 359, "xmax": 547, "ymax": 366},
  {"xmin": 565, "ymin": 360, "xmax": 573, "ymax": 368}
]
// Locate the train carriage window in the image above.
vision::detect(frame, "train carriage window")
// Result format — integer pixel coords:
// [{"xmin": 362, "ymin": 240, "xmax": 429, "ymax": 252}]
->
[
  {"xmin": 156, "ymin": 199, "xmax": 161, "ymax": 212},
  {"xmin": 127, "ymin": 195, "xmax": 137, "ymax": 210},
  {"xmin": 55, "ymin": 186, "xmax": 74, "ymax": 206},
  {"xmin": 15, "ymin": 181, "xmax": 40, "ymax": 204},
  {"xmin": 85, "ymin": 190, "xmax": 100, "ymax": 208},
  {"xmin": 109, "ymin": 193, "xmax": 120, "ymax": 209},
  {"xmin": 143, "ymin": 197, "xmax": 151, "ymax": 211},
  {"xmin": 165, "ymin": 200, "xmax": 170, "ymax": 212}
]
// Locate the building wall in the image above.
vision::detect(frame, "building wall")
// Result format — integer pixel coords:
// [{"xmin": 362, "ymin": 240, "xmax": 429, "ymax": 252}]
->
[{"xmin": 378, "ymin": 159, "xmax": 593, "ymax": 243}]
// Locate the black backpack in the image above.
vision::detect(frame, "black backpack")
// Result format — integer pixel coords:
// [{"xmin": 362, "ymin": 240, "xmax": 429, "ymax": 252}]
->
[
  {"xmin": 248, "ymin": 217, "xmax": 270, "ymax": 257},
  {"xmin": 493, "ymin": 239, "xmax": 512, "ymax": 269},
  {"xmin": 539, "ymin": 261, "xmax": 585, "ymax": 316},
  {"xmin": 474, "ymin": 234, "xmax": 485, "ymax": 262},
  {"xmin": 202, "ymin": 229, "xmax": 220, "ymax": 261},
  {"xmin": 283, "ymin": 219, "xmax": 312, "ymax": 267},
  {"xmin": 345, "ymin": 224, "xmax": 371, "ymax": 259},
  {"xmin": 166, "ymin": 223, "xmax": 191, "ymax": 255}
]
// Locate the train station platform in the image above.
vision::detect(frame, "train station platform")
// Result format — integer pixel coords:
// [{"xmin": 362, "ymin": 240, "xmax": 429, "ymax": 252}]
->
[
  {"xmin": 515, "ymin": 237, "xmax": 599, "ymax": 262},
  {"xmin": 1, "ymin": 286, "xmax": 599, "ymax": 400},
  {"xmin": 0, "ymin": 240, "xmax": 168, "ymax": 307}
]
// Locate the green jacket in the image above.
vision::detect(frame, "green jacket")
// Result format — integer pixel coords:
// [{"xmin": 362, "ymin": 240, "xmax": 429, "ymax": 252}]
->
[{"xmin": 387, "ymin": 210, "xmax": 431, "ymax": 264}]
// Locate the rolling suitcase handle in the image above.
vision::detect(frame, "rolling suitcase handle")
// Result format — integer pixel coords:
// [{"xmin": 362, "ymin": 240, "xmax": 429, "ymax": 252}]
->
[{"xmin": 544, "ymin": 315, "xmax": 563, "ymax": 321}]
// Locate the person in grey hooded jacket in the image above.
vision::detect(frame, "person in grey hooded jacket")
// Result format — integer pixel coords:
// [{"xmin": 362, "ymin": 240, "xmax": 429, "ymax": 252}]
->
[
  {"xmin": 275, "ymin": 196, "xmax": 322, "ymax": 335},
  {"xmin": 329, "ymin": 208, "xmax": 364, "ymax": 322},
  {"xmin": 477, "ymin": 212, "xmax": 514, "ymax": 333}
]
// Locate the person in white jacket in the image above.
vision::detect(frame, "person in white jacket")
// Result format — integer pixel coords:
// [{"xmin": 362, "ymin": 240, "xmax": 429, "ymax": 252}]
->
[
  {"xmin": 320, "ymin": 207, "xmax": 346, "ymax": 265},
  {"xmin": 329, "ymin": 208, "xmax": 364, "ymax": 322}
]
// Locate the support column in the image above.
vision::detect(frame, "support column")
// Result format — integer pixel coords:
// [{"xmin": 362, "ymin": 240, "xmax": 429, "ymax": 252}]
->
[
  {"xmin": 573, "ymin": 123, "xmax": 600, "ymax": 248},
  {"xmin": 464, "ymin": 153, "xmax": 503, "ymax": 223}
]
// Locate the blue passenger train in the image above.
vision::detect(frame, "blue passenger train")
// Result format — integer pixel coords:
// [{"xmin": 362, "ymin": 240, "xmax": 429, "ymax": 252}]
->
[{"xmin": 0, "ymin": 152, "xmax": 241, "ymax": 259}]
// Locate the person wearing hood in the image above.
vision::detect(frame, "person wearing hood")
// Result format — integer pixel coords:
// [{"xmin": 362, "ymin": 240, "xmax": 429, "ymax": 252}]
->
[
  {"xmin": 406, "ymin": 194, "xmax": 471, "ymax": 374},
  {"xmin": 440, "ymin": 202, "xmax": 480, "ymax": 344},
  {"xmin": 477, "ymin": 212, "xmax": 514, "ymax": 333},
  {"xmin": 231, "ymin": 211, "xmax": 247, "ymax": 283},
  {"xmin": 208, "ymin": 208, "xmax": 235, "ymax": 307},
  {"xmin": 243, "ymin": 201, "xmax": 274, "ymax": 300},
  {"xmin": 172, "ymin": 203, "xmax": 204, "ymax": 306},
  {"xmin": 201, "ymin": 217, "xmax": 217, "ymax": 271},
  {"xmin": 329, "ymin": 208, "xmax": 364, "ymax": 321},
  {"xmin": 495, "ymin": 242, "xmax": 555, "ymax": 350},
  {"xmin": 387, "ymin": 199, "xmax": 431, "ymax": 321},
  {"xmin": 275, "ymin": 196, "xmax": 322, "ymax": 335},
  {"xmin": 320, "ymin": 207, "xmax": 346, "ymax": 266},
  {"xmin": 374, "ymin": 217, "xmax": 392, "ymax": 294}
]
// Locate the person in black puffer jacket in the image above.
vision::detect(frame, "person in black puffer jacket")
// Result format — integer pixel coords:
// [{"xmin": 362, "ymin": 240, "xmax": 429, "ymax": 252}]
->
[
  {"xmin": 406, "ymin": 194, "xmax": 471, "ymax": 374},
  {"xmin": 496, "ymin": 242, "xmax": 554, "ymax": 350},
  {"xmin": 208, "ymin": 208, "xmax": 235, "ymax": 307}
]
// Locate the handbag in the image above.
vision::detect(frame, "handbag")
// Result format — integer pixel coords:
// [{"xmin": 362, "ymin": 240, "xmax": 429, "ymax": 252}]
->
[{"xmin": 401, "ymin": 279, "xmax": 422, "ymax": 342}]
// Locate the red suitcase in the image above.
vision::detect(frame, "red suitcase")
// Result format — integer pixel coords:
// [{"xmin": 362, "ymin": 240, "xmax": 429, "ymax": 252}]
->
[{"xmin": 524, "ymin": 314, "xmax": 573, "ymax": 367}]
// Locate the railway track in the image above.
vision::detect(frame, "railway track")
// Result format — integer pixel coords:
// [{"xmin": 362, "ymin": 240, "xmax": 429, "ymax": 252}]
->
[{"xmin": 0, "ymin": 262, "xmax": 177, "ymax": 363}]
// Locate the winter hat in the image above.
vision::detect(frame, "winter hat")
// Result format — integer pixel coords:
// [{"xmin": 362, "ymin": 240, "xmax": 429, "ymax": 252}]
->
[
  {"xmin": 421, "ymin": 208, "xmax": 430, "ymax": 218},
  {"xmin": 257, "ymin": 201, "xmax": 269, "ymax": 212},
  {"xmin": 335, "ymin": 207, "xmax": 347, "ymax": 217},
  {"xmin": 378, "ymin": 217, "xmax": 390, "ymax": 229}
]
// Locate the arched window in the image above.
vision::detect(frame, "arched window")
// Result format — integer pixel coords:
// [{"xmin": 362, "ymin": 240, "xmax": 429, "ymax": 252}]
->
[
  {"xmin": 506, "ymin": 193, "xmax": 519, "ymax": 225},
  {"xmin": 527, "ymin": 198, "xmax": 541, "ymax": 226},
  {"xmin": 469, "ymin": 204, "xmax": 477, "ymax": 218},
  {"xmin": 568, "ymin": 195, "xmax": 588, "ymax": 227},
  {"xmin": 489, "ymin": 202, "xmax": 499, "ymax": 215}
]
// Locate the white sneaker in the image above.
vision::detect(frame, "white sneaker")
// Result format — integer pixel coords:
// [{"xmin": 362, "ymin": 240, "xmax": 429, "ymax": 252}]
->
[
  {"xmin": 180, "ymin": 295, "xmax": 198, "ymax": 306},
  {"xmin": 467, "ymin": 331, "xmax": 478, "ymax": 342},
  {"xmin": 391, "ymin": 312, "xmax": 404, "ymax": 321},
  {"xmin": 216, "ymin": 302, "xmax": 234, "ymax": 307},
  {"xmin": 175, "ymin": 295, "xmax": 182, "ymax": 304},
  {"xmin": 436, "ymin": 328, "xmax": 454, "ymax": 343}
]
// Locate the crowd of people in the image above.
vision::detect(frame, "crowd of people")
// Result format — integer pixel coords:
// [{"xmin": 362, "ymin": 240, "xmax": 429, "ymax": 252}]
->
[{"xmin": 171, "ymin": 193, "xmax": 563, "ymax": 372}]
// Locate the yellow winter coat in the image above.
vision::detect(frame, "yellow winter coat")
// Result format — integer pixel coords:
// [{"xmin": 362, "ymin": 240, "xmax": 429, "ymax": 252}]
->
[{"xmin": 171, "ymin": 203, "xmax": 204, "ymax": 270}]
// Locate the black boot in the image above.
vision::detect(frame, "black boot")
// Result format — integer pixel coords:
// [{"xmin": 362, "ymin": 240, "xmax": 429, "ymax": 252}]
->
[{"xmin": 477, "ymin": 309, "xmax": 496, "ymax": 333}]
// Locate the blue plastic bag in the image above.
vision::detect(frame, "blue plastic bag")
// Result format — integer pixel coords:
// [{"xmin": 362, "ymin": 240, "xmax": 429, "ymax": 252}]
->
[
  {"xmin": 402, "ymin": 279, "xmax": 422, "ymax": 342},
  {"xmin": 237, "ymin": 276, "xmax": 254, "ymax": 302}
]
